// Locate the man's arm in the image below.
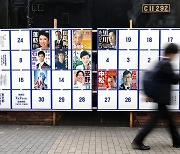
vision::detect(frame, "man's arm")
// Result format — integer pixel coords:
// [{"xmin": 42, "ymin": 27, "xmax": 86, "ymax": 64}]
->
[{"xmin": 162, "ymin": 62, "xmax": 180, "ymax": 84}]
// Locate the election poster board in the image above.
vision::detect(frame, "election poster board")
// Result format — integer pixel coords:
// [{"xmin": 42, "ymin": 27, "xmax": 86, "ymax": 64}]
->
[
  {"xmin": 0, "ymin": 28, "xmax": 92, "ymax": 110},
  {"xmin": 97, "ymin": 28, "xmax": 180, "ymax": 111},
  {"xmin": 1, "ymin": 28, "xmax": 180, "ymax": 111}
]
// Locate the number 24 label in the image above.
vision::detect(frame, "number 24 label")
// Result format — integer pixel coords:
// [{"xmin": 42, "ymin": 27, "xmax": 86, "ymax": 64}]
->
[{"xmin": 17, "ymin": 38, "xmax": 23, "ymax": 43}]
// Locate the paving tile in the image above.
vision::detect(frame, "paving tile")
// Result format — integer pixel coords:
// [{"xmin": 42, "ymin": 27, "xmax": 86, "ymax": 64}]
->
[{"xmin": 0, "ymin": 125, "xmax": 179, "ymax": 154}]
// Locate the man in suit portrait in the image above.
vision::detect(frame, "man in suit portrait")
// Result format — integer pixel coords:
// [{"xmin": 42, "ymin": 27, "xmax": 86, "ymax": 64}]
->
[
  {"xmin": 55, "ymin": 30, "xmax": 63, "ymax": 49},
  {"xmin": 36, "ymin": 51, "xmax": 50, "ymax": 69},
  {"xmin": 107, "ymin": 75, "xmax": 116, "ymax": 89},
  {"xmin": 108, "ymin": 30, "xmax": 116, "ymax": 49},
  {"xmin": 55, "ymin": 51, "xmax": 67, "ymax": 70},
  {"xmin": 119, "ymin": 70, "xmax": 132, "ymax": 90}
]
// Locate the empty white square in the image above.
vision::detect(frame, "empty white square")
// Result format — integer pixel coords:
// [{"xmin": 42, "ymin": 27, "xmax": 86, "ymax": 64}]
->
[
  {"xmin": 98, "ymin": 50, "xmax": 117, "ymax": 69},
  {"xmin": 98, "ymin": 90, "xmax": 117, "ymax": 110},
  {"xmin": 52, "ymin": 90, "xmax": 71, "ymax": 109},
  {"xmin": 73, "ymin": 90, "xmax": 92, "ymax": 110}
]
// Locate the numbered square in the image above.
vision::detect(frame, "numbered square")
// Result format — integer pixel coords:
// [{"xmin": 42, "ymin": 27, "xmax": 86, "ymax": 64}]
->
[
  {"xmin": 11, "ymin": 30, "xmax": 30, "ymax": 50},
  {"xmin": 73, "ymin": 90, "xmax": 92, "ymax": 110},
  {"xmin": 119, "ymin": 29, "xmax": 138, "ymax": 49},
  {"xmin": 139, "ymin": 90, "xmax": 158, "ymax": 110},
  {"xmin": 118, "ymin": 50, "xmax": 138, "ymax": 69},
  {"xmin": 52, "ymin": 70, "xmax": 71, "ymax": 89},
  {"xmin": 161, "ymin": 30, "xmax": 180, "ymax": 49},
  {"xmin": 52, "ymin": 90, "xmax": 71, "ymax": 109},
  {"xmin": 140, "ymin": 30, "xmax": 159, "ymax": 50},
  {"xmin": 98, "ymin": 50, "xmax": 117, "ymax": 69},
  {"xmin": 32, "ymin": 90, "xmax": 51, "ymax": 109},
  {"xmin": 12, "ymin": 71, "xmax": 30, "ymax": 89},
  {"xmin": 11, "ymin": 51, "xmax": 30, "ymax": 69},
  {"xmin": 139, "ymin": 51, "xmax": 159, "ymax": 70},
  {"xmin": 118, "ymin": 90, "xmax": 137, "ymax": 109},
  {"xmin": 98, "ymin": 90, "xmax": 117, "ymax": 110}
]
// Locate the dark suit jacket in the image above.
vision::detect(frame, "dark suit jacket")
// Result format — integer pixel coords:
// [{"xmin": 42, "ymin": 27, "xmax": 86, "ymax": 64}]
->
[
  {"xmin": 36, "ymin": 62, "xmax": 50, "ymax": 69},
  {"xmin": 55, "ymin": 39, "xmax": 63, "ymax": 49},
  {"xmin": 55, "ymin": 61, "xmax": 67, "ymax": 70},
  {"xmin": 119, "ymin": 84, "xmax": 131, "ymax": 90},
  {"xmin": 155, "ymin": 58, "xmax": 180, "ymax": 105}
]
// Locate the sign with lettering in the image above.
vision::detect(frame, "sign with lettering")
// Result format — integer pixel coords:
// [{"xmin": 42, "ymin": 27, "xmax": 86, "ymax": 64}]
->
[{"xmin": 142, "ymin": 4, "xmax": 170, "ymax": 13}]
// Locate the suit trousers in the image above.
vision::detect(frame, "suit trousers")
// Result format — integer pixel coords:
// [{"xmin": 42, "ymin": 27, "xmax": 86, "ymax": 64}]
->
[{"xmin": 134, "ymin": 103, "xmax": 180, "ymax": 145}]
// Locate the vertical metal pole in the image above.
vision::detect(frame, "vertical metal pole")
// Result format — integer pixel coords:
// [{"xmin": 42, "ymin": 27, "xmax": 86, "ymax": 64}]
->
[
  {"xmin": 129, "ymin": 19, "xmax": 133, "ymax": 128},
  {"xmin": 53, "ymin": 19, "xmax": 57, "ymax": 126}
]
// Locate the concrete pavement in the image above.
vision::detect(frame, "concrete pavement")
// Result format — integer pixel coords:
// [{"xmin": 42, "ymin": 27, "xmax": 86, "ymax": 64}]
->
[{"xmin": 0, "ymin": 125, "xmax": 180, "ymax": 154}]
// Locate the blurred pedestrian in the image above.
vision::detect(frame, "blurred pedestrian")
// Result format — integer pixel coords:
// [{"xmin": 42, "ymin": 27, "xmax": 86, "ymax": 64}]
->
[{"xmin": 132, "ymin": 43, "xmax": 180, "ymax": 150}]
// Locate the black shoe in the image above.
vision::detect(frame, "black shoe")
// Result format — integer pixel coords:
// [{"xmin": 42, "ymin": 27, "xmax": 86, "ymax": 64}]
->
[
  {"xmin": 132, "ymin": 140, "xmax": 150, "ymax": 150},
  {"xmin": 173, "ymin": 144, "xmax": 180, "ymax": 148}
]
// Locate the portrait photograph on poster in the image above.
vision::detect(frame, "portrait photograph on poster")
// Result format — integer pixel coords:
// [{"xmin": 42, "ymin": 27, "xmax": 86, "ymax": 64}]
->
[
  {"xmin": 31, "ymin": 30, "xmax": 51, "ymax": 70},
  {"xmin": 98, "ymin": 70, "xmax": 117, "ymax": 90},
  {"xmin": 55, "ymin": 49, "xmax": 68, "ymax": 70},
  {"xmin": 73, "ymin": 50, "xmax": 91, "ymax": 70},
  {"xmin": 54, "ymin": 29, "xmax": 68, "ymax": 50},
  {"xmin": 34, "ymin": 70, "xmax": 48, "ymax": 90},
  {"xmin": 98, "ymin": 29, "xmax": 117, "ymax": 50},
  {"xmin": 73, "ymin": 70, "xmax": 91, "ymax": 89},
  {"xmin": 72, "ymin": 30, "xmax": 92, "ymax": 50},
  {"xmin": 119, "ymin": 70, "xmax": 138, "ymax": 90}
]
